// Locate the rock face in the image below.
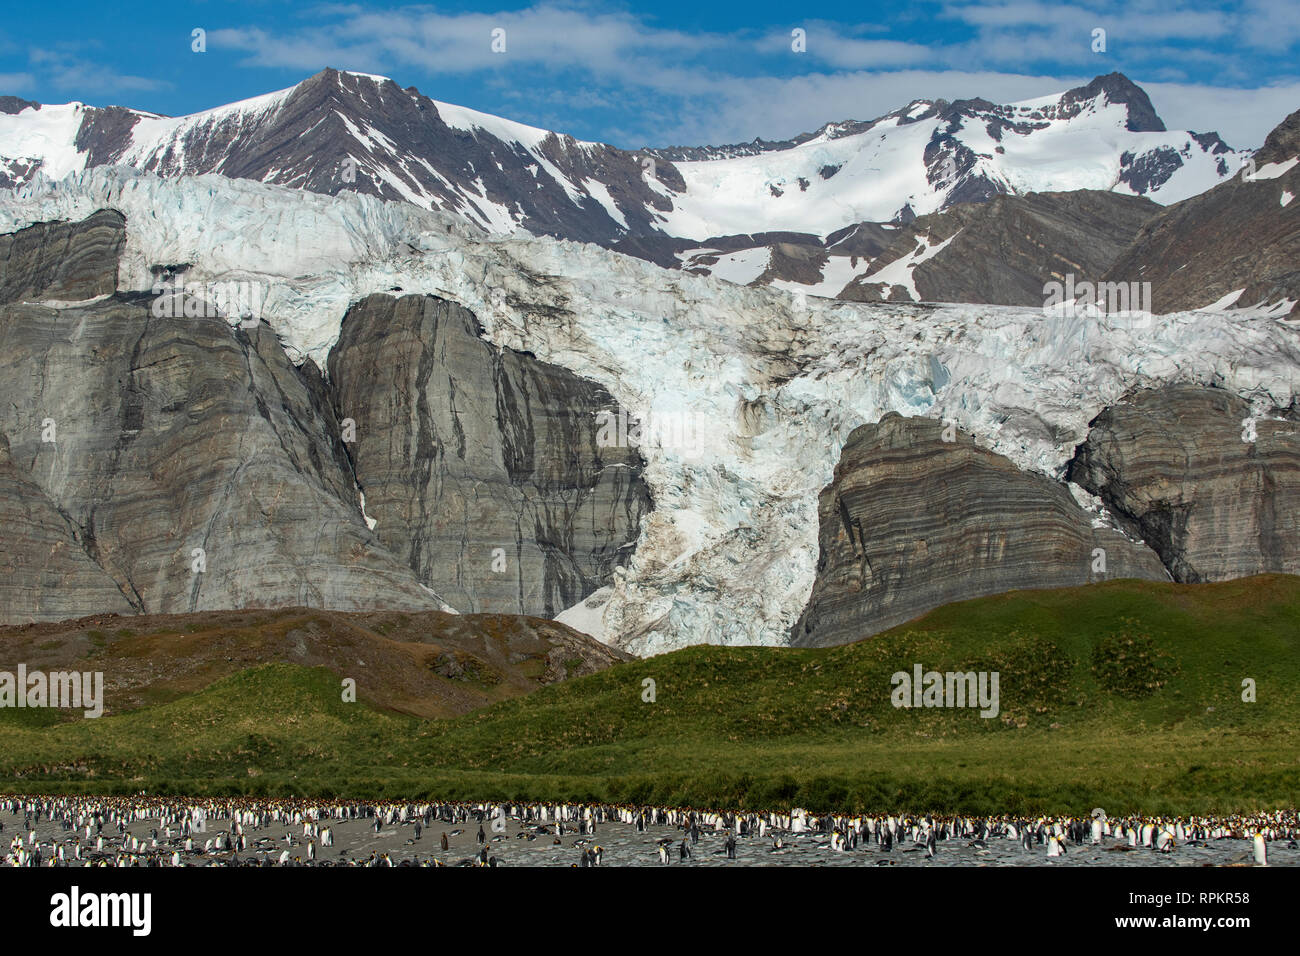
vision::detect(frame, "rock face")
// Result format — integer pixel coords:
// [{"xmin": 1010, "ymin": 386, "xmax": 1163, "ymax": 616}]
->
[
  {"xmin": 792, "ymin": 414, "xmax": 1168, "ymax": 647},
  {"xmin": 0, "ymin": 208, "xmax": 124, "ymax": 303},
  {"xmin": 1068, "ymin": 386, "xmax": 1300, "ymax": 582},
  {"xmin": 1104, "ymin": 109, "xmax": 1300, "ymax": 316},
  {"xmin": 650, "ymin": 190, "xmax": 1157, "ymax": 305},
  {"xmin": 0, "ymin": 291, "xmax": 446, "ymax": 620},
  {"xmin": 328, "ymin": 293, "xmax": 652, "ymax": 617},
  {"xmin": 0, "ymin": 212, "xmax": 140, "ymax": 621},
  {"xmin": 837, "ymin": 190, "xmax": 1158, "ymax": 304},
  {"xmin": 0, "ymin": 432, "xmax": 138, "ymax": 621}
]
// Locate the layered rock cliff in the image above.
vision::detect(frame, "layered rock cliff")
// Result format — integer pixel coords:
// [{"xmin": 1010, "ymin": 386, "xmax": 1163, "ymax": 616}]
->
[
  {"xmin": 0, "ymin": 432, "xmax": 138, "ymax": 621},
  {"xmin": 0, "ymin": 207, "xmax": 124, "ymax": 303},
  {"xmin": 1067, "ymin": 385, "xmax": 1300, "ymax": 582},
  {"xmin": 0, "ymin": 212, "xmax": 651, "ymax": 625},
  {"xmin": 792, "ymin": 414, "xmax": 1169, "ymax": 646},
  {"xmin": 327, "ymin": 293, "xmax": 652, "ymax": 616},
  {"xmin": 0, "ymin": 291, "xmax": 450, "ymax": 619}
]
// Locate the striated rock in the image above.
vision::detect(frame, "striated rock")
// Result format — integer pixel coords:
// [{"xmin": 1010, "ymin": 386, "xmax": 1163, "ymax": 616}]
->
[
  {"xmin": 0, "ymin": 208, "xmax": 125, "ymax": 304},
  {"xmin": 0, "ymin": 290, "xmax": 447, "ymax": 620},
  {"xmin": 792, "ymin": 414, "xmax": 1168, "ymax": 647},
  {"xmin": 1067, "ymin": 385, "xmax": 1300, "ymax": 582},
  {"xmin": 0, "ymin": 432, "xmax": 138, "ymax": 622},
  {"xmin": 838, "ymin": 190, "xmax": 1158, "ymax": 304},
  {"xmin": 327, "ymin": 293, "xmax": 652, "ymax": 617}
]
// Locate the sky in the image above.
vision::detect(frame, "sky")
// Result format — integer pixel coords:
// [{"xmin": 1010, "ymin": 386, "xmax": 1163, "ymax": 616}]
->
[{"xmin": 2, "ymin": 0, "xmax": 1299, "ymax": 150}]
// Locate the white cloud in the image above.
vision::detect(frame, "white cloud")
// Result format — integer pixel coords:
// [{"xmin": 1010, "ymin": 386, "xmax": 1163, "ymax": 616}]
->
[
  {"xmin": 199, "ymin": 2, "xmax": 1296, "ymax": 151},
  {"xmin": 29, "ymin": 49, "xmax": 166, "ymax": 94},
  {"xmin": 0, "ymin": 73, "xmax": 33, "ymax": 93},
  {"xmin": 1240, "ymin": 0, "xmax": 1300, "ymax": 51},
  {"xmin": 1144, "ymin": 80, "xmax": 1300, "ymax": 146},
  {"xmin": 643, "ymin": 69, "xmax": 1090, "ymax": 146},
  {"xmin": 211, "ymin": 4, "xmax": 726, "ymax": 77}
]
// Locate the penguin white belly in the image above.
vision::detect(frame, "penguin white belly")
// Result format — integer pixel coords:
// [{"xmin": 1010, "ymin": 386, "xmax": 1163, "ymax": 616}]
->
[{"xmin": 1253, "ymin": 834, "xmax": 1268, "ymax": 866}]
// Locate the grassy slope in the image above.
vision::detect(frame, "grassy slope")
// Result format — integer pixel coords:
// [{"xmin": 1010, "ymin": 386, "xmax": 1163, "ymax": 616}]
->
[
  {"xmin": 0, "ymin": 607, "xmax": 628, "ymax": 719},
  {"xmin": 2, "ymin": 576, "xmax": 1298, "ymax": 815}
]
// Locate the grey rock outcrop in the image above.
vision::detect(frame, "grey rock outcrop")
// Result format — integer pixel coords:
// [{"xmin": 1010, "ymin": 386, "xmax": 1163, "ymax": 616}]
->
[
  {"xmin": 1067, "ymin": 385, "xmax": 1300, "ymax": 581},
  {"xmin": 792, "ymin": 414, "xmax": 1168, "ymax": 647},
  {"xmin": 0, "ymin": 432, "xmax": 138, "ymax": 622},
  {"xmin": 327, "ymin": 293, "xmax": 652, "ymax": 617},
  {"xmin": 837, "ymin": 190, "xmax": 1158, "ymax": 304},
  {"xmin": 0, "ymin": 290, "xmax": 446, "ymax": 619},
  {"xmin": 0, "ymin": 208, "xmax": 125, "ymax": 304},
  {"xmin": 0, "ymin": 213, "xmax": 654, "ymax": 626}
]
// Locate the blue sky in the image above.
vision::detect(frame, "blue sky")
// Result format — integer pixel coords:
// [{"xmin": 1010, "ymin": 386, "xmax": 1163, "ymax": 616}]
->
[{"xmin": 2, "ymin": 1, "xmax": 1299, "ymax": 149}]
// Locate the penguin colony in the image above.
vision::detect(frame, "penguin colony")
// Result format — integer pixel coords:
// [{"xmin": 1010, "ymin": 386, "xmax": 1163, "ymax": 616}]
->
[{"xmin": 1, "ymin": 796, "xmax": 1292, "ymax": 867}]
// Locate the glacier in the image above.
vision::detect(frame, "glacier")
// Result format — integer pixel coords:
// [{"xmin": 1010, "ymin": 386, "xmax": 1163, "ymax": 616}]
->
[{"xmin": 2, "ymin": 166, "xmax": 1298, "ymax": 655}]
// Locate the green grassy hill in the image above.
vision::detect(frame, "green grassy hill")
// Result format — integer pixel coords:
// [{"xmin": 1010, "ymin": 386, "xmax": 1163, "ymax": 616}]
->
[{"xmin": 2, "ymin": 576, "xmax": 1298, "ymax": 815}]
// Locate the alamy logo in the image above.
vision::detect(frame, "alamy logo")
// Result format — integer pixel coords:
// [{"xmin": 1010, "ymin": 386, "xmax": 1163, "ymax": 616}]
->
[
  {"xmin": 596, "ymin": 408, "xmax": 706, "ymax": 454},
  {"xmin": 1042, "ymin": 274, "xmax": 1152, "ymax": 317},
  {"xmin": 0, "ymin": 666, "xmax": 104, "ymax": 718},
  {"xmin": 151, "ymin": 278, "xmax": 267, "ymax": 328},
  {"xmin": 50, "ymin": 887, "xmax": 151, "ymax": 936},
  {"xmin": 891, "ymin": 664, "xmax": 999, "ymax": 718}
]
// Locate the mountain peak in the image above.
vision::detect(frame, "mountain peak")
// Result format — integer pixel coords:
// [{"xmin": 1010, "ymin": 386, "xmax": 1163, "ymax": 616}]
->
[
  {"xmin": 1061, "ymin": 72, "xmax": 1166, "ymax": 133},
  {"xmin": 0, "ymin": 96, "xmax": 39, "ymax": 116},
  {"xmin": 296, "ymin": 67, "xmax": 396, "ymax": 94}
]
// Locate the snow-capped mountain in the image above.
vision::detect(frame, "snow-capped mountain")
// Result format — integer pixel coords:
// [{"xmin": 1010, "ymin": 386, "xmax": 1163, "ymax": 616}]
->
[
  {"xmin": 0, "ymin": 72, "xmax": 668, "ymax": 244},
  {"xmin": 648, "ymin": 73, "xmax": 1240, "ymax": 237},
  {"xmin": 3, "ymin": 167, "xmax": 1296, "ymax": 653},
  {"xmin": 1104, "ymin": 106, "xmax": 1300, "ymax": 317},
  {"xmin": 0, "ymin": 70, "xmax": 1245, "ymax": 253}
]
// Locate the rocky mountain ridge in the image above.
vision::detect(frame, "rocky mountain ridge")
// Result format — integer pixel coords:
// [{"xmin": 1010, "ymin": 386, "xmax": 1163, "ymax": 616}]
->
[
  {"xmin": 1103, "ymin": 107, "xmax": 1300, "ymax": 317},
  {"xmin": 0, "ymin": 70, "xmax": 1243, "ymax": 254}
]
